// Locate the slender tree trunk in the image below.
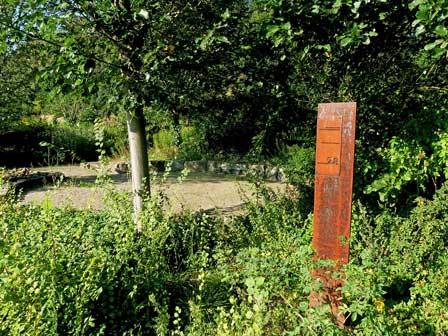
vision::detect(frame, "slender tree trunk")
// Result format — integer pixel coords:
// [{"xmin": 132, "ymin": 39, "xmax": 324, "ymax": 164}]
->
[
  {"xmin": 172, "ymin": 109, "xmax": 182, "ymax": 148},
  {"xmin": 126, "ymin": 103, "xmax": 150, "ymax": 231}
]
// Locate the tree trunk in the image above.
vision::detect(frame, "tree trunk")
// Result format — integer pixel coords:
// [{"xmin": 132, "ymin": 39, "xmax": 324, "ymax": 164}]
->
[
  {"xmin": 172, "ymin": 109, "xmax": 182, "ymax": 148},
  {"xmin": 126, "ymin": 104, "xmax": 150, "ymax": 231}
]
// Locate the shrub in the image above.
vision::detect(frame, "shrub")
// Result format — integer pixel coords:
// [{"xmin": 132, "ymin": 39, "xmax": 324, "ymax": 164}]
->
[
  {"xmin": 281, "ymin": 145, "xmax": 315, "ymax": 188},
  {"xmin": 151, "ymin": 128, "xmax": 178, "ymax": 160},
  {"xmin": 0, "ymin": 120, "xmax": 52, "ymax": 167},
  {"xmin": 273, "ymin": 145, "xmax": 315, "ymax": 213},
  {"xmin": 1, "ymin": 181, "xmax": 447, "ymax": 334},
  {"xmin": 0, "ymin": 120, "xmax": 100, "ymax": 167},
  {"xmin": 150, "ymin": 126, "xmax": 204, "ymax": 161},
  {"xmin": 0, "ymin": 192, "xmax": 176, "ymax": 335}
]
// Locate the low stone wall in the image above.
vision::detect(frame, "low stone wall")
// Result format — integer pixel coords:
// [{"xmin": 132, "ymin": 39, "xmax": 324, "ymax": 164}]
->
[{"xmin": 106, "ymin": 160, "xmax": 287, "ymax": 182}]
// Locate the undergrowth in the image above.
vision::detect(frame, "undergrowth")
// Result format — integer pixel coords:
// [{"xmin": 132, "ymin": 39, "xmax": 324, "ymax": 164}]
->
[{"xmin": 0, "ymin": 181, "xmax": 447, "ymax": 335}]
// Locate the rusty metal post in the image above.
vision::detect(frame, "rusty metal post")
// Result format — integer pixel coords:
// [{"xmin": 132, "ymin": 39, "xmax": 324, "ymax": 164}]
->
[{"xmin": 310, "ymin": 102, "xmax": 357, "ymax": 326}]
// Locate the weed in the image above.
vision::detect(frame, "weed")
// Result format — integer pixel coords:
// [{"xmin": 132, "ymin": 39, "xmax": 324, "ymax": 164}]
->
[{"xmin": 0, "ymin": 181, "xmax": 447, "ymax": 334}]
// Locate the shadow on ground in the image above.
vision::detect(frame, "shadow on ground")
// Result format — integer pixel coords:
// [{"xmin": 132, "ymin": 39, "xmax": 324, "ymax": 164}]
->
[{"xmin": 19, "ymin": 166, "xmax": 285, "ymax": 216}]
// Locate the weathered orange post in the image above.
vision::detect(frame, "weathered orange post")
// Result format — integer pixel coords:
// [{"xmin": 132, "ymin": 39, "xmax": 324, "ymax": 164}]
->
[{"xmin": 310, "ymin": 102, "xmax": 357, "ymax": 326}]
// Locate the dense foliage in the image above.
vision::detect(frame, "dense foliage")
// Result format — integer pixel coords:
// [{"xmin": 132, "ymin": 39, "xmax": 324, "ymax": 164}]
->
[
  {"xmin": 1, "ymin": 182, "xmax": 447, "ymax": 335},
  {"xmin": 1, "ymin": 1, "xmax": 447, "ymax": 191},
  {"xmin": 1, "ymin": 0, "xmax": 448, "ymax": 334}
]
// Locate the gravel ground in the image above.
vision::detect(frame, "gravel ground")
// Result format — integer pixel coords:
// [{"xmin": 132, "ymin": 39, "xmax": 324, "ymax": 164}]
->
[{"xmin": 21, "ymin": 165, "xmax": 285, "ymax": 214}]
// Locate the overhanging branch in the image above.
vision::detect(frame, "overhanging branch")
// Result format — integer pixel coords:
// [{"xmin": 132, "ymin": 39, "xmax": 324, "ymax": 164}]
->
[{"xmin": 0, "ymin": 20, "xmax": 125, "ymax": 72}]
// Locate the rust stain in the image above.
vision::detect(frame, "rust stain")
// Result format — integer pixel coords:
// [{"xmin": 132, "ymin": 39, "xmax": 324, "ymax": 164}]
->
[
  {"xmin": 313, "ymin": 102, "xmax": 356, "ymax": 263},
  {"xmin": 311, "ymin": 102, "xmax": 357, "ymax": 327}
]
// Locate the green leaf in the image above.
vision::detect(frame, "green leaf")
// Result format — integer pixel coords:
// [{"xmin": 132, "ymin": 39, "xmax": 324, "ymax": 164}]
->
[
  {"xmin": 0, "ymin": 43, "xmax": 7, "ymax": 54},
  {"xmin": 352, "ymin": 0, "xmax": 362, "ymax": 13},
  {"xmin": 138, "ymin": 9, "xmax": 149, "ymax": 20},
  {"xmin": 255, "ymin": 276, "xmax": 265, "ymax": 286},
  {"xmin": 273, "ymin": 36, "xmax": 283, "ymax": 47},
  {"xmin": 415, "ymin": 25, "xmax": 426, "ymax": 35},
  {"xmin": 215, "ymin": 36, "xmax": 230, "ymax": 44},
  {"xmin": 409, "ymin": 0, "xmax": 426, "ymax": 10},
  {"xmin": 434, "ymin": 25, "xmax": 448, "ymax": 37},
  {"xmin": 282, "ymin": 22, "xmax": 291, "ymax": 31},
  {"xmin": 433, "ymin": 47, "xmax": 446, "ymax": 59},
  {"xmin": 245, "ymin": 277, "xmax": 255, "ymax": 288},
  {"xmin": 415, "ymin": 8, "xmax": 429, "ymax": 21},
  {"xmin": 266, "ymin": 25, "xmax": 280, "ymax": 38},
  {"xmin": 340, "ymin": 37, "xmax": 352, "ymax": 47},
  {"xmin": 316, "ymin": 44, "xmax": 331, "ymax": 52},
  {"xmin": 424, "ymin": 40, "xmax": 441, "ymax": 50},
  {"xmin": 222, "ymin": 8, "xmax": 231, "ymax": 20}
]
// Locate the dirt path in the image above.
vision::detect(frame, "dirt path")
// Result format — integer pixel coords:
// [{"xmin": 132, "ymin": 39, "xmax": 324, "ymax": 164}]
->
[{"xmin": 21, "ymin": 165, "xmax": 285, "ymax": 214}]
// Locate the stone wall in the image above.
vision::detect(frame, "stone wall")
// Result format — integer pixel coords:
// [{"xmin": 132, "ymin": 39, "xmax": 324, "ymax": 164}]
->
[{"xmin": 108, "ymin": 160, "xmax": 286, "ymax": 182}]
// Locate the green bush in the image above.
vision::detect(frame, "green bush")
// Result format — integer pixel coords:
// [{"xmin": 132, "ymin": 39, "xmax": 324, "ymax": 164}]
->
[
  {"xmin": 151, "ymin": 128, "xmax": 177, "ymax": 160},
  {"xmin": 0, "ymin": 194, "xmax": 170, "ymax": 335},
  {"xmin": 0, "ymin": 120, "xmax": 50, "ymax": 167},
  {"xmin": 272, "ymin": 145, "xmax": 315, "ymax": 213},
  {"xmin": 1, "ymin": 181, "xmax": 447, "ymax": 335},
  {"xmin": 0, "ymin": 117, "xmax": 127, "ymax": 167},
  {"xmin": 150, "ymin": 126, "xmax": 204, "ymax": 161},
  {"xmin": 281, "ymin": 145, "xmax": 315, "ymax": 187},
  {"xmin": 0, "ymin": 120, "xmax": 101, "ymax": 167},
  {"xmin": 50, "ymin": 125, "xmax": 98, "ymax": 163},
  {"xmin": 178, "ymin": 126, "xmax": 205, "ymax": 161},
  {"xmin": 104, "ymin": 120, "xmax": 129, "ymax": 160}
]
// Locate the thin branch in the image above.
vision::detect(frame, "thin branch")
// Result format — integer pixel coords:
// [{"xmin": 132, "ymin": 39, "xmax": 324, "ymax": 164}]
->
[
  {"xmin": 0, "ymin": 20, "xmax": 125, "ymax": 71},
  {"xmin": 418, "ymin": 86, "xmax": 448, "ymax": 92},
  {"xmin": 69, "ymin": 1, "xmax": 130, "ymax": 51}
]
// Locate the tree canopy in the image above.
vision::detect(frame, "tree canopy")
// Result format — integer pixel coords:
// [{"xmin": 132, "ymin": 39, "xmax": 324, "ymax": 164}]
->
[{"xmin": 1, "ymin": 0, "xmax": 447, "ymax": 209}]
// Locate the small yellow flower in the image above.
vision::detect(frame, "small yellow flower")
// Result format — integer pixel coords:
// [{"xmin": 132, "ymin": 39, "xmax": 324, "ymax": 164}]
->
[{"xmin": 374, "ymin": 298, "xmax": 385, "ymax": 313}]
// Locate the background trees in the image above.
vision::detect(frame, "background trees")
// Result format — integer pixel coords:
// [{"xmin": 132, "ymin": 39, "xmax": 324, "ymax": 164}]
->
[
  {"xmin": 1, "ymin": 0, "xmax": 238, "ymax": 225},
  {"xmin": 0, "ymin": 44, "xmax": 39, "ymax": 125},
  {"xmin": 1, "ymin": 0, "xmax": 447, "ymax": 208},
  {"xmin": 1, "ymin": 2, "xmax": 448, "ymax": 333}
]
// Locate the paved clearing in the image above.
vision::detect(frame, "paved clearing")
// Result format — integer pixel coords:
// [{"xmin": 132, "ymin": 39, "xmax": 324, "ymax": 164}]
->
[{"xmin": 21, "ymin": 165, "xmax": 285, "ymax": 214}]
